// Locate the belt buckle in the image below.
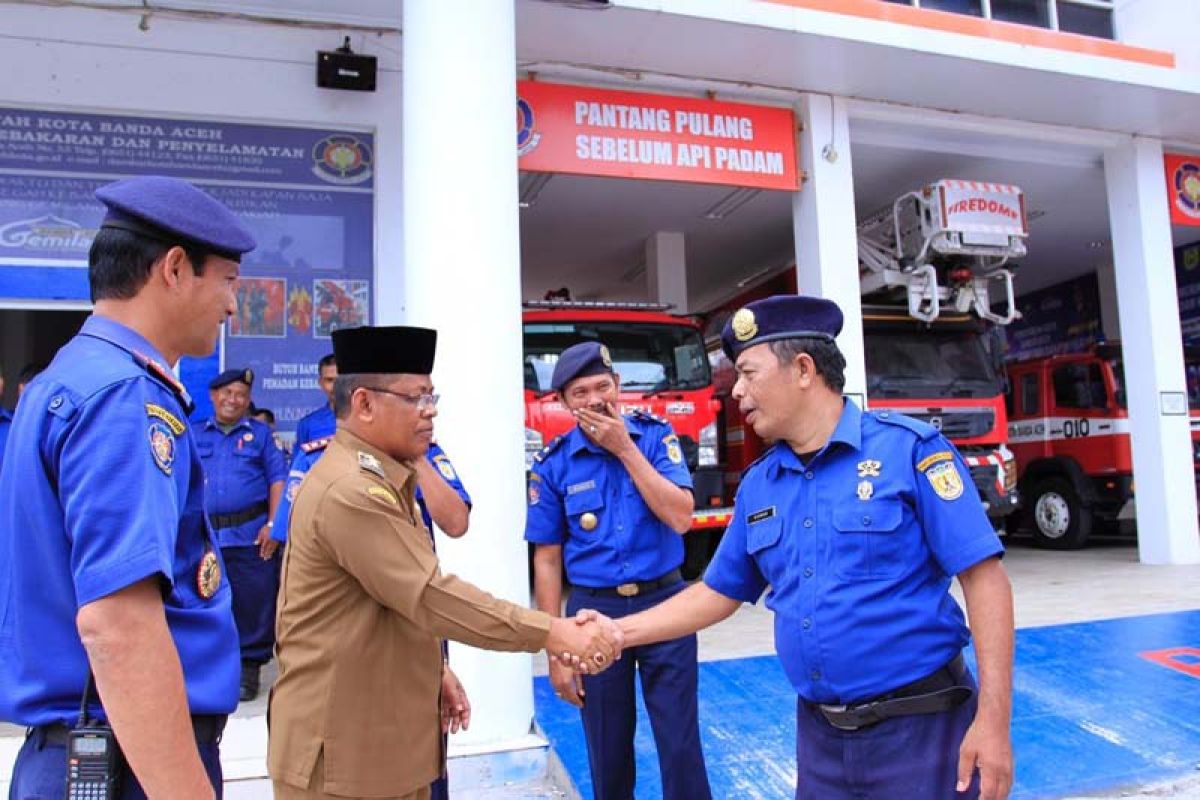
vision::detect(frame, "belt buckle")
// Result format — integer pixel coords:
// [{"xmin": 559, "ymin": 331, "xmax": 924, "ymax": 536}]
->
[
  {"xmin": 818, "ymin": 703, "xmax": 864, "ymax": 731},
  {"xmin": 616, "ymin": 582, "xmax": 639, "ymax": 597}
]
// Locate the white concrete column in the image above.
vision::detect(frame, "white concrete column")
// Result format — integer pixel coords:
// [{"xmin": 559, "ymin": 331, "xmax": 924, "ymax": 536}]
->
[
  {"xmin": 645, "ymin": 231, "xmax": 688, "ymax": 311},
  {"xmin": 1095, "ymin": 261, "xmax": 1122, "ymax": 343},
  {"xmin": 792, "ymin": 94, "xmax": 866, "ymax": 404},
  {"xmin": 402, "ymin": 0, "xmax": 536, "ymax": 748},
  {"xmin": 1103, "ymin": 136, "xmax": 1200, "ymax": 565}
]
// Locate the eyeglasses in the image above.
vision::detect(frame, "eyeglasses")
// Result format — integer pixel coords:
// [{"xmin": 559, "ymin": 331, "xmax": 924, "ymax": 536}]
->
[{"xmin": 366, "ymin": 387, "xmax": 440, "ymax": 410}]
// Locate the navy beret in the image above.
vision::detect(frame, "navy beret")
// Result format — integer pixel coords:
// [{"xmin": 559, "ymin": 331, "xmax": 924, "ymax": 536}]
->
[
  {"xmin": 721, "ymin": 295, "xmax": 844, "ymax": 360},
  {"xmin": 210, "ymin": 367, "xmax": 254, "ymax": 390},
  {"xmin": 551, "ymin": 341, "xmax": 614, "ymax": 391},
  {"xmin": 95, "ymin": 176, "xmax": 256, "ymax": 261},
  {"xmin": 332, "ymin": 326, "xmax": 437, "ymax": 375}
]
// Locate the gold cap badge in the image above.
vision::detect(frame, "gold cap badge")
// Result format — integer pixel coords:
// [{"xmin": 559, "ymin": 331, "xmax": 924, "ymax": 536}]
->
[
  {"xmin": 599, "ymin": 345, "xmax": 613, "ymax": 368},
  {"xmin": 732, "ymin": 308, "xmax": 758, "ymax": 342}
]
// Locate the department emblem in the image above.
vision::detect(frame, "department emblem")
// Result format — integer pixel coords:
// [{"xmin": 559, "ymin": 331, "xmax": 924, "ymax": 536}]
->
[
  {"xmin": 435, "ymin": 456, "xmax": 457, "ymax": 481},
  {"xmin": 857, "ymin": 480, "xmax": 873, "ymax": 501},
  {"xmin": 196, "ymin": 549, "xmax": 221, "ymax": 599},
  {"xmin": 147, "ymin": 420, "xmax": 175, "ymax": 475},
  {"xmin": 243, "ymin": 432, "xmax": 254, "ymax": 442},
  {"xmin": 312, "ymin": 135, "xmax": 374, "ymax": 185},
  {"xmin": 857, "ymin": 459, "xmax": 882, "ymax": 478},
  {"xmin": 286, "ymin": 477, "xmax": 301, "ymax": 503},
  {"xmin": 580, "ymin": 512, "xmax": 599, "ymax": 531},
  {"xmin": 516, "ymin": 97, "xmax": 542, "ymax": 157},
  {"xmin": 664, "ymin": 434, "xmax": 683, "ymax": 464},
  {"xmin": 528, "ymin": 482, "xmax": 540, "ymax": 506},
  {"xmin": 1173, "ymin": 160, "xmax": 1200, "ymax": 222},
  {"xmin": 732, "ymin": 308, "xmax": 758, "ymax": 342},
  {"xmin": 924, "ymin": 460, "xmax": 964, "ymax": 501},
  {"xmin": 599, "ymin": 344, "xmax": 613, "ymax": 368}
]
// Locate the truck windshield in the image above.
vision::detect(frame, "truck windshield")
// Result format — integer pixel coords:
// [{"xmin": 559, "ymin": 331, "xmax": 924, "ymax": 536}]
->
[
  {"xmin": 1109, "ymin": 356, "xmax": 1200, "ymax": 410},
  {"xmin": 525, "ymin": 321, "xmax": 710, "ymax": 393},
  {"xmin": 865, "ymin": 329, "xmax": 1001, "ymax": 399},
  {"xmin": 523, "ymin": 322, "xmax": 711, "ymax": 393}
]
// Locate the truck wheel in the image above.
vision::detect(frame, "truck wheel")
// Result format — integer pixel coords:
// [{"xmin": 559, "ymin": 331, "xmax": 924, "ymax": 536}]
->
[{"xmin": 1028, "ymin": 477, "xmax": 1092, "ymax": 550}]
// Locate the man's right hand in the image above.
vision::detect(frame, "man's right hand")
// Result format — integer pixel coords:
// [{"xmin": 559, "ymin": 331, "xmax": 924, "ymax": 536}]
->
[
  {"xmin": 546, "ymin": 614, "xmax": 623, "ymax": 674},
  {"xmin": 549, "ymin": 657, "xmax": 586, "ymax": 707}
]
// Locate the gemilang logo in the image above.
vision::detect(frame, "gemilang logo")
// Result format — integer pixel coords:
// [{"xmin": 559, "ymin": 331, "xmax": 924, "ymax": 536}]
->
[{"xmin": 0, "ymin": 215, "xmax": 96, "ymax": 251}]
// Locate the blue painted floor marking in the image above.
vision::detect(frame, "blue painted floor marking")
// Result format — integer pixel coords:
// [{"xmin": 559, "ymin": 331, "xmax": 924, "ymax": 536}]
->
[{"xmin": 534, "ymin": 610, "xmax": 1200, "ymax": 799}]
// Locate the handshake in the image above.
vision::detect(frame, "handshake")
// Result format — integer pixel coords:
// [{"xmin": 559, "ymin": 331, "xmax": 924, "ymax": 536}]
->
[{"xmin": 544, "ymin": 608, "xmax": 625, "ymax": 690}]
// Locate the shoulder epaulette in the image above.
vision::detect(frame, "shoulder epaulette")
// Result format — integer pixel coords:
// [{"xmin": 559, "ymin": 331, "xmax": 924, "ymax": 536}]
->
[
  {"xmin": 872, "ymin": 409, "xmax": 938, "ymax": 441},
  {"xmin": 300, "ymin": 436, "xmax": 332, "ymax": 454},
  {"xmin": 131, "ymin": 351, "xmax": 194, "ymax": 415},
  {"xmin": 532, "ymin": 434, "xmax": 565, "ymax": 464},
  {"xmin": 630, "ymin": 409, "xmax": 669, "ymax": 427},
  {"xmin": 357, "ymin": 451, "xmax": 386, "ymax": 478}
]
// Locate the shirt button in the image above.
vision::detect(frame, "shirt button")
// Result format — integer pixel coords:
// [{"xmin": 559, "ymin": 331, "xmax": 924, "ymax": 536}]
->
[
  {"xmin": 880, "ymin": 411, "xmax": 890, "ymax": 418},
  {"xmin": 802, "ymin": 618, "xmax": 812, "ymax": 629},
  {"xmin": 862, "ymin": 516, "xmax": 871, "ymax": 526},
  {"xmin": 811, "ymin": 670, "xmax": 821, "ymax": 681},
  {"xmin": 49, "ymin": 396, "xmax": 63, "ymax": 410},
  {"xmin": 804, "ymin": 567, "xmax": 814, "ymax": 578},
  {"xmin": 805, "ymin": 471, "xmax": 814, "ymax": 480},
  {"xmin": 803, "ymin": 518, "xmax": 814, "ymax": 528}
]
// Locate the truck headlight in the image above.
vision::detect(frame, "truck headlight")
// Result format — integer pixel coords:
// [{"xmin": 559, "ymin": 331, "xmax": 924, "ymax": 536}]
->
[
  {"xmin": 999, "ymin": 445, "xmax": 1017, "ymax": 493},
  {"xmin": 525, "ymin": 427, "xmax": 544, "ymax": 471},
  {"xmin": 698, "ymin": 421, "xmax": 718, "ymax": 467}
]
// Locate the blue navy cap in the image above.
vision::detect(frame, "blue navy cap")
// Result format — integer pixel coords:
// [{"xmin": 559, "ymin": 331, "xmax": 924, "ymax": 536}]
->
[
  {"xmin": 209, "ymin": 367, "xmax": 254, "ymax": 390},
  {"xmin": 721, "ymin": 295, "xmax": 843, "ymax": 360},
  {"xmin": 95, "ymin": 176, "xmax": 256, "ymax": 261},
  {"xmin": 551, "ymin": 341, "xmax": 614, "ymax": 391}
]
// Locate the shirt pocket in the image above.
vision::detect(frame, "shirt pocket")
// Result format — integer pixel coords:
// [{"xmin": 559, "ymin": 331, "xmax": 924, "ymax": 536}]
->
[
  {"xmin": 746, "ymin": 515, "xmax": 785, "ymax": 584},
  {"xmin": 832, "ymin": 498, "xmax": 905, "ymax": 581},
  {"xmin": 195, "ymin": 441, "xmax": 214, "ymax": 459},
  {"xmin": 564, "ymin": 489, "xmax": 604, "ymax": 536}
]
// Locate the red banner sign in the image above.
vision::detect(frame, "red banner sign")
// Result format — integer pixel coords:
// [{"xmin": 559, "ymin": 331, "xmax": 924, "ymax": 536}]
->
[
  {"xmin": 517, "ymin": 81, "xmax": 800, "ymax": 191},
  {"xmin": 1165, "ymin": 153, "xmax": 1200, "ymax": 227}
]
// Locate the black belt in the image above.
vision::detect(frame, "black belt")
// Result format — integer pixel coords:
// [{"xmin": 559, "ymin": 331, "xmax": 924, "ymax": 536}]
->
[
  {"xmin": 32, "ymin": 714, "xmax": 227, "ymax": 747},
  {"xmin": 209, "ymin": 501, "xmax": 269, "ymax": 530},
  {"xmin": 810, "ymin": 654, "xmax": 973, "ymax": 731},
  {"xmin": 576, "ymin": 569, "xmax": 683, "ymax": 599}
]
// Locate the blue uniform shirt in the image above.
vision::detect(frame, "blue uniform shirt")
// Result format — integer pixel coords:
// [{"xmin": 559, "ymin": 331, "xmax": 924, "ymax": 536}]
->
[
  {"xmin": 0, "ymin": 316, "xmax": 240, "ymax": 725},
  {"xmin": 270, "ymin": 440, "xmax": 471, "ymax": 543},
  {"xmin": 525, "ymin": 411, "xmax": 693, "ymax": 587},
  {"xmin": 196, "ymin": 416, "xmax": 287, "ymax": 547},
  {"xmin": 0, "ymin": 406, "xmax": 11, "ymax": 475},
  {"xmin": 293, "ymin": 404, "xmax": 335, "ymax": 457},
  {"xmin": 704, "ymin": 400, "xmax": 1003, "ymax": 706}
]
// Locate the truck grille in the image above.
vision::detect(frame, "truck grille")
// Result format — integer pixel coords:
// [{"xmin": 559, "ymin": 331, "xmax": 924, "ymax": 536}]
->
[
  {"xmin": 904, "ymin": 410, "xmax": 994, "ymax": 439},
  {"xmin": 967, "ymin": 464, "xmax": 999, "ymax": 501}
]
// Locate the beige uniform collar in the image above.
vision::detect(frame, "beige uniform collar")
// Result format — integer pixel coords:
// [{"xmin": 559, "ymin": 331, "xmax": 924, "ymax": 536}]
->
[{"xmin": 332, "ymin": 427, "xmax": 417, "ymax": 492}]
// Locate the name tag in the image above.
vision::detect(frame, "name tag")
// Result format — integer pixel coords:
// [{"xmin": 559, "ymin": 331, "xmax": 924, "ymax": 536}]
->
[
  {"xmin": 567, "ymin": 480, "xmax": 596, "ymax": 495},
  {"xmin": 747, "ymin": 506, "xmax": 776, "ymax": 524}
]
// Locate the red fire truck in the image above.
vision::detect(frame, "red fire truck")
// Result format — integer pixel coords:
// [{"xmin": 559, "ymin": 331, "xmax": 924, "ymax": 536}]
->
[
  {"xmin": 522, "ymin": 301, "xmax": 733, "ymax": 577},
  {"xmin": 1005, "ymin": 342, "xmax": 1200, "ymax": 549}
]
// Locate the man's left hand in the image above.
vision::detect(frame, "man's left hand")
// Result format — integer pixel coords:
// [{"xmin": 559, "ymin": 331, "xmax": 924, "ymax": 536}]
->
[
  {"xmin": 441, "ymin": 666, "xmax": 472, "ymax": 734},
  {"xmin": 575, "ymin": 403, "xmax": 634, "ymax": 456},
  {"xmin": 957, "ymin": 712, "xmax": 1013, "ymax": 800},
  {"xmin": 254, "ymin": 525, "xmax": 279, "ymax": 560}
]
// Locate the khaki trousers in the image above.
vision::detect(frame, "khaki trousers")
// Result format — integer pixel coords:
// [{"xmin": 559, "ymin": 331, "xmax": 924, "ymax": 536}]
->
[{"xmin": 272, "ymin": 753, "xmax": 431, "ymax": 800}]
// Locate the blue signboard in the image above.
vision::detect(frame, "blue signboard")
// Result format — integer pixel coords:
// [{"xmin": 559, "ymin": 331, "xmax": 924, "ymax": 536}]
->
[
  {"xmin": 1005, "ymin": 273, "xmax": 1102, "ymax": 362},
  {"xmin": 0, "ymin": 107, "xmax": 375, "ymax": 434}
]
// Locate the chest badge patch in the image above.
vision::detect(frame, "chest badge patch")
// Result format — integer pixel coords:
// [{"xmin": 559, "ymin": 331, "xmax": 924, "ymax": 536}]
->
[
  {"xmin": 857, "ymin": 480, "xmax": 874, "ymax": 501},
  {"xmin": 580, "ymin": 512, "xmax": 599, "ymax": 531},
  {"xmin": 196, "ymin": 549, "xmax": 221, "ymax": 599},
  {"xmin": 147, "ymin": 420, "xmax": 175, "ymax": 475},
  {"xmin": 243, "ymin": 432, "xmax": 254, "ymax": 442},
  {"xmin": 747, "ymin": 506, "xmax": 776, "ymax": 524},
  {"xmin": 924, "ymin": 460, "xmax": 964, "ymax": 501},
  {"xmin": 857, "ymin": 459, "xmax": 882, "ymax": 478},
  {"xmin": 366, "ymin": 485, "xmax": 398, "ymax": 505}
]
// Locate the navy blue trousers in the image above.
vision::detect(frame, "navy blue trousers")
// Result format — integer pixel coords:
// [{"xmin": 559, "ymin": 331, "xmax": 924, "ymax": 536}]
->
[
  {"xmin": 794, "ymin": 667, "xmax": 981, "ymax": 800},
  {"xmin": 221, "ymin": 544, "xmax": 281, "ymax": 665},
  {"xmin": 566, "ymin": 581, "xmax": 712, "ymax": 800},
  {"xmin": 8, "ymin": 727, "xmax": 222, "ymax": 799}
]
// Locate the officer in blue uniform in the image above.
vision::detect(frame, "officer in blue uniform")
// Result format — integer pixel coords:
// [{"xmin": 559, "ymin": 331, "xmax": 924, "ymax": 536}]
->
[
  {"xmin": 0, "ymin": 175, "xmax": 255, "ymax": 798},
  {"xmin": 0, "ymin": 402, "xmax": 11, "ymax": 474},
  {"xmin": 526, "ymin": 341, "xmax": 712, "ymax": 800},
  {"xmin": 196, "ymin": 367, "xmax": 287, "ymax": 701},
  {"xmin": 293, "ymin": 352, "xmax": 337, "ymax": 450},
  {"xmin": 613, "ymin": 295, "xmax": 1016, "ymax": 800}
]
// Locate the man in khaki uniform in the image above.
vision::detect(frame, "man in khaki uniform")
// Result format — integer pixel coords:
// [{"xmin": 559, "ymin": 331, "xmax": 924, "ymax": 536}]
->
[{"xmin": 270, "ymin": 325, "xmax": 621, "ymax": 800}]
